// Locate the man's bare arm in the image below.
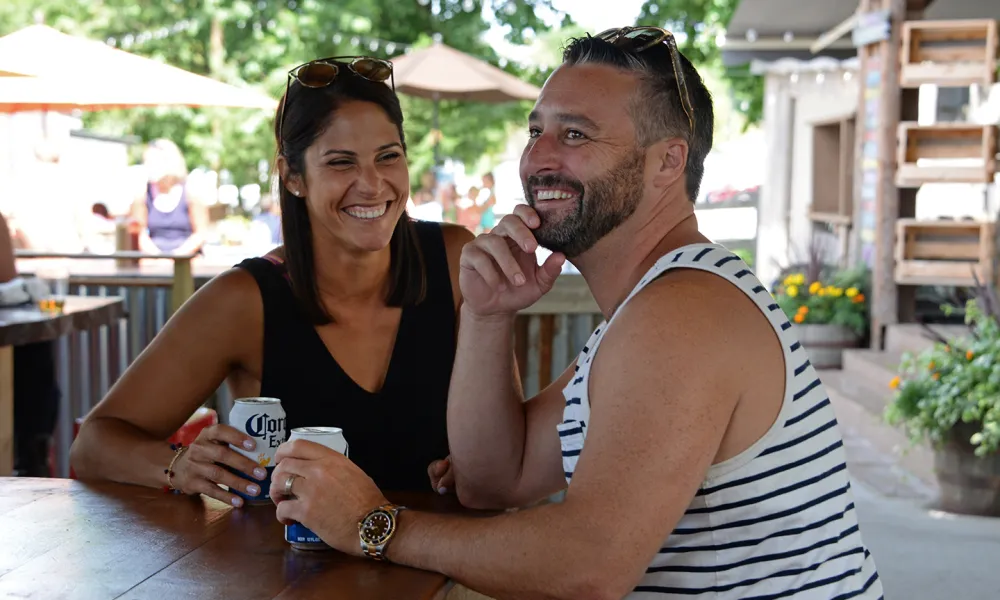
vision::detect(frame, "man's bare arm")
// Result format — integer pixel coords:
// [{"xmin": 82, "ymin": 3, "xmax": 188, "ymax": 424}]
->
[{"xmin": 388, "ymin": 277, "xmax": 747, "ymax": 599}]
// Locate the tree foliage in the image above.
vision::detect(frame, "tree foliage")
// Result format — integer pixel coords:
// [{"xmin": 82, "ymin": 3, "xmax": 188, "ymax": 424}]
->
[
  {"xmin": 636, "ymin": 0, "xmax": 763, "ymax": 130},
  {"xmin": 0, "ymin": 0, "xmax": 562, "ymax": 187}
]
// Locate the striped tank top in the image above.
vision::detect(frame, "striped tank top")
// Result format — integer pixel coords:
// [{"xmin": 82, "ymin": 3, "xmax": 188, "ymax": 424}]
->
[{"xmin": 559, "ymin": 243, "xmax": 883, "ymax": 599}]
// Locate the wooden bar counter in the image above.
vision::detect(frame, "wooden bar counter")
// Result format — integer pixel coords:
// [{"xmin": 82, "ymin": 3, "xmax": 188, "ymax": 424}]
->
[{"xmin": 0, "ymin": 478, "xmax": 466, "ymax": 599}]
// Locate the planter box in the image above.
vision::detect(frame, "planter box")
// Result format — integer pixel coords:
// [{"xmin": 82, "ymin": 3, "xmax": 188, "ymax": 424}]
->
[
  {"xmin": 795, "ymin": 324, "xmax": 860, "ymax": 369},
  {"xmin": 934, "ymin": 422, "xmax": 1000, "ymax": 517}
]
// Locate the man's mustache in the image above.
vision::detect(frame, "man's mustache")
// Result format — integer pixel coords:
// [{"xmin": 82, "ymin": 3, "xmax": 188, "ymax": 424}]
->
[{"xmin": 525, "ymin": 174, "xmax": 585, "ymax": 199}]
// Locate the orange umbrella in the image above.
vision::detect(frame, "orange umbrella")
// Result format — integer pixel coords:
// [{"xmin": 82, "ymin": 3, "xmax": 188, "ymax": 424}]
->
[{"xmin": 0, "ymin": 25, "xmax": 277, "ymax": 112}]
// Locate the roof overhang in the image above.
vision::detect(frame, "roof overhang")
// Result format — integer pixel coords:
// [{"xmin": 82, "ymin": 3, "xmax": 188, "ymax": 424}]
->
[{"xmin": 722, "ymin": 0, "xmax": 999, "ymax": 67}]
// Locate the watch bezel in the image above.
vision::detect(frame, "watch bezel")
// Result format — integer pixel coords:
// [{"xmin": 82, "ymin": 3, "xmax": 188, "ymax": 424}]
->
[{"xmin": 359, "ymin": 506, "xmax": 397, "ymax": 546}]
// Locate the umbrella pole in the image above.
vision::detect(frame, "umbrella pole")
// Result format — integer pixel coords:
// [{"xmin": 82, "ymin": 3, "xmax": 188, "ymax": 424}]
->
[{"xmin": 432, "ymin": 93, "xmax": 440, "ymax": 166}]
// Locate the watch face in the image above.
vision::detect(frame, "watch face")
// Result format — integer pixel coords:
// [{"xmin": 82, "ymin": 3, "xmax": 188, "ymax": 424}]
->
[{"xmin": 361, "ymin": 511, "xmax": 393, "ymax": 544}]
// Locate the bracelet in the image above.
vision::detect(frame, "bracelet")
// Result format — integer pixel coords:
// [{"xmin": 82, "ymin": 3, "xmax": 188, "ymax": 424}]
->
[{"xmin": 163, "ymin": 443, "xmax": 189, "ymax": 494}]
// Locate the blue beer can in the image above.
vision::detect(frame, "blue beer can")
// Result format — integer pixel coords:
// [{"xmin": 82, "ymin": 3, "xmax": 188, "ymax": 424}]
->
[{"xmin": 283, "ymin": 427, "xmax": 349, "ymax": 550}]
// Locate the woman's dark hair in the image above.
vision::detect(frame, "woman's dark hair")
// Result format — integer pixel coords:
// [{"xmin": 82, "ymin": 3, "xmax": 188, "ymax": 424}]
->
[{"xmin": 275, "ymin": 63, "xmax": 426, "ymax": 324}]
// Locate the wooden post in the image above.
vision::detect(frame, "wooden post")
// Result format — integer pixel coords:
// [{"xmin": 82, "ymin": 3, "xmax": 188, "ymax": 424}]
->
[
  {"xmin": 854, "ymin": 0, "xmax": 929, "ymax": 349},
  {"xmin": 170, "ymin": 257, "xmax": 195, "ymax": 315}
]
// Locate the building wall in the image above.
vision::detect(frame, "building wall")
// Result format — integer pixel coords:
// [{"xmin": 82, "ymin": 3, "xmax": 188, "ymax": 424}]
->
[{"xmin": 756, "ymin": 67, "xmax": 858, "ymax": 287}]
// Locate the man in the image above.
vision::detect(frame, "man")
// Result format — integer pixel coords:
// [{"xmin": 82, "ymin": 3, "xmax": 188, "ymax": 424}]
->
[{"xmin": 269, "ymin": 27, "xmax": 882, "ymax": 599}]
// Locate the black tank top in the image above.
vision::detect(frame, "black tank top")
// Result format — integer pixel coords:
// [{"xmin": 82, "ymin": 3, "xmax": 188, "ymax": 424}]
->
[{"xmin": 236, "ymin": 221, "xmax": 456, "ymax": 492}]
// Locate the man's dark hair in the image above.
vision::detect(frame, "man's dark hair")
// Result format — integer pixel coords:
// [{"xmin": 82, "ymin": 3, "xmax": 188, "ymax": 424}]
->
[{"xmin": 562, "ymin": 33, "xmax": 714, "ymax": 202}]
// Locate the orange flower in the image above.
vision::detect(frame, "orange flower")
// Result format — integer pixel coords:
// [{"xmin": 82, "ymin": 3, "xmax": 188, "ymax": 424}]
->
[
  {"xmin": 928, "ymin": 361, "xmax": 935, "ymax": 370},
  {"xmin": 945, "ymin": 345, "xmax": 952, "ymax": 353},
  {"xmin": 793, "ymin": 313, "xmax": 805, "ymax": 323},
  {"xmin": 966, "ymin": 349, "xmax": 974, "ymax": 360},
  {"xmin": 853, "ymin": 294, "xmax": 865, "ymax": 303},
  {"xmin": 932, "ymin": 373, "xmax": 940, "ymax": 380},
  {"xmin": 798, "ymin": 306, "xmax": 809, "ymax": 314},
  {"xmin": 889, "ymin": 376, "xmax": 901, "ymax": 389}
]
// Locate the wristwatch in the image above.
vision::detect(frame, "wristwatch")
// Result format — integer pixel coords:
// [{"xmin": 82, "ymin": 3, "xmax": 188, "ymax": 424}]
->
[{"xmin": 358, "ymin": 503, "xmax": 406, "ymax": 561}]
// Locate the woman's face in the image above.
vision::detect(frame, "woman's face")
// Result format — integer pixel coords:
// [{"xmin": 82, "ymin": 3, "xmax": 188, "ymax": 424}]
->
[{"xmin": 289, "ymin": 100, "xmax": 409, "ymax": 255}]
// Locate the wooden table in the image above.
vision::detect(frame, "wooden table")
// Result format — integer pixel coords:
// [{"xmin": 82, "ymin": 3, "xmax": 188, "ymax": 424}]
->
[
  {"xmin": 0, "ymin": 296, "xmax": 126, "ymax": 476},
  {"xmin": 0, "ymin": 478, "xmax": 461, "ymax": 600}
]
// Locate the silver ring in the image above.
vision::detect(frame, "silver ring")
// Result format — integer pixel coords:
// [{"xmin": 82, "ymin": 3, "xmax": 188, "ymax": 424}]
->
[{"xmin": 283, "ymin": 474, "xmax": 298, "ymax": 497}]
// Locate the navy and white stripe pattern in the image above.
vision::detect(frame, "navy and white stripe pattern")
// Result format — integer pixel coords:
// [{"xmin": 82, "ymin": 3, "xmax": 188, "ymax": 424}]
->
[{"xmin": 559, "ymin": 244, "xmax": 882, "ymax": 599}]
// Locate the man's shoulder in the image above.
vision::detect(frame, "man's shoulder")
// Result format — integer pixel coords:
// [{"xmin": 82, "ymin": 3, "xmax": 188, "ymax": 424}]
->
[{"xmin": 602, "ymin": 267, "xmax": 770, "ymax": 363}]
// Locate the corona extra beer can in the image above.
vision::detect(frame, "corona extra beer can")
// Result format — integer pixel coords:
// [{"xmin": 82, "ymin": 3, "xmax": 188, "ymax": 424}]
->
[
  {"xmin": 228, "ymin": 397, "xmax": 286, "ymax": 505},
  {"xmin": 284, "ymin": 426, "xmax": 349, "ymax": 550}
]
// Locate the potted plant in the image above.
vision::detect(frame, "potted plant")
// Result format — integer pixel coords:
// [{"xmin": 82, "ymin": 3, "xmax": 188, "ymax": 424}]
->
[
  {"xmin": 885, "ymin": 290, "xmax": 1000, "ymax": 516},
  {"xmin": 773, "ymin": 266, "xmax": 870, "ymax": 368}
]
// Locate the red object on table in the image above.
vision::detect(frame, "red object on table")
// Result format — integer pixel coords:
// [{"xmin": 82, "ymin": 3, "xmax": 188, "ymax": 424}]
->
[{"xmin": 57, "ymin": 407, "xmax": 218, "ymax": 479}]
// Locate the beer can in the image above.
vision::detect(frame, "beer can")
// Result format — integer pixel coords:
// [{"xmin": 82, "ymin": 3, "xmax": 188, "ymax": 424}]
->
[
  {"xmin": 228, "ymin": 397, "xmax": 286, "ymax": 505},
  {"xmin": 284, "ymin": 426, "xmax": 349, "ymax": 551}
]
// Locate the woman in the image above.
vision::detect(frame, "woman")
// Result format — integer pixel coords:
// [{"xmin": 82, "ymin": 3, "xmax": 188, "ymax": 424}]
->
[
  {"xmin": 70, "ymin": 56, "xmax": 473, "ymax": 506},
  {"xmin": 130, "ymin": 139, "xmax": 208, "ymax": 255}
]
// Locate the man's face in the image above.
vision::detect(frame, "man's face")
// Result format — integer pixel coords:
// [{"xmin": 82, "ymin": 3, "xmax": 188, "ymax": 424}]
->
[{"xmin": 519, "ymin": 63, "xmax": 647, "ymax": 258}]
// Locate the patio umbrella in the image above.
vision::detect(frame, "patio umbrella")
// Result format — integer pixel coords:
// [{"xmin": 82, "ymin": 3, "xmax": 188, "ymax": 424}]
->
[
  {"xmin": 0, "ymin": 25, "xmax": 277, "ymax": 112},
  {"xmin": 388, "ymin": 41, "xmax": 540, "ymax": 163}
]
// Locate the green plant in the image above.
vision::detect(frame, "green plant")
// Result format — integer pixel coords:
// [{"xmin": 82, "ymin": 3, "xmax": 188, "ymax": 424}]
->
[
  {"xmin": 773, "ymin": 266, "xmax": 870, "ymax": 336},
  {"xmin": 886, "ymin": 294, "xmax": 1000, "ymax": 457}
]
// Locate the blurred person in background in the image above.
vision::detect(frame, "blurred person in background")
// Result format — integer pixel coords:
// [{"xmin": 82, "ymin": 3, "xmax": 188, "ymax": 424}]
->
[
  {"xmin": 248, "ymin": 192, "xmax": 283, "ymax": 248},
  {"xmin": 131, "ymin": 139, "xmax": 209, "ymax": 255},
  {"xmin": 477, "ymin": 171, "xmax": 497, "ymax": 232},
  {"xmin": 9, "ymin": 139, "xmax": 87, "ymax": 253},
  {"xmin": 71, "ymin": 55, "xmax": 474, "ymax": 505}
]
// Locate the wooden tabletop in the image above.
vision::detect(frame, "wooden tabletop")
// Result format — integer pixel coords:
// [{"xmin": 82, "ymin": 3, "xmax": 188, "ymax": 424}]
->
[
  {"xmin": 0, "ymin": 478, "xmax": 464, "ymax": 600},
  {"xmin": 0, "ymin": 296, "xmax": 126, "ymax": 347}
]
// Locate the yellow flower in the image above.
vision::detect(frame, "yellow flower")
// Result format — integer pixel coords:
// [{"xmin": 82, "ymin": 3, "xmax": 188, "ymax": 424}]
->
[
  {"xmin": 817, "ymin": 288, "xmax": 826, "ymax": 296},
  {"xmin": 889, "ymin": 376, "xmax": 900, "ymax": 389},
  {"xmin": 827, "ymin": 287, "xmax": 843, "ymax": 297},
  {"xmin": 809, "ymin": 281, "xmax": 822, "ymax": 294},
  {"xmin": 845, "ymin": 287, "xmax": 859, "ymax": 298},
  {"xmin": 794, "ymin": 313, "xmax": 805, "ymax": 323},
  {"xmin": 786, "ymin": 285, "xmax": 799, "ymax": 298}
]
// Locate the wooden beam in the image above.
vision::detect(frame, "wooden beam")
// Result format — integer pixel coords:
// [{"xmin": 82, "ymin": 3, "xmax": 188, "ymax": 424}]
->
[{"xmin": 812, "ymin": 11, "xmax": 860, "ymax": 54}]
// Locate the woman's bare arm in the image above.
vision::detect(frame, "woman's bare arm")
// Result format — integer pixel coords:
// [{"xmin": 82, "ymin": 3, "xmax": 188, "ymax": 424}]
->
[{"xmin": 69, "ymin": 268, "xmax": 263, "ymax": 488}]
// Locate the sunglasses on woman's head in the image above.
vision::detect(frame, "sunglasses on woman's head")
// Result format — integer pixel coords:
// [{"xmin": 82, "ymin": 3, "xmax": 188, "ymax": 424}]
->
[
  {"xmin": 595, "ymin": 26, "xmax": 695, "ymax": 133},
  {"xmin": 277, "ymin": 56, "xmax": 394, "ymax": 153}
]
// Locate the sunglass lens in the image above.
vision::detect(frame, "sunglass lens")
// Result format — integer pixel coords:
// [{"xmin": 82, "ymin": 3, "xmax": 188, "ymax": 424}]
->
[
  {"xmin": 353, "ymin": 58, "xmax": 392, "ymax": 82},
  {"xmin": 595, "ymin": 28, "xmax": 620, "ymax": 40},
  {"xmin": 297, "ymin": 62, "xmax": 338, "ymax": 87}
]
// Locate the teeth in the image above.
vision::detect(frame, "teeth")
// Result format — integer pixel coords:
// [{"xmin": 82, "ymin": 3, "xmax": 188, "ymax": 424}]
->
[
  {"xmin": 535, "ymin": 190, "xmax": 575, "ymax": 200},
  {"xmin": 344, "ymin": 203, "xmax": 388, "ymax": 220}
]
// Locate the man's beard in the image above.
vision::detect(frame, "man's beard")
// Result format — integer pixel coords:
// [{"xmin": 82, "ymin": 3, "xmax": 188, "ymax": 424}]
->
[{"xmin": 524, "ymin": 149, "xmax": 645, "ymax": 258}]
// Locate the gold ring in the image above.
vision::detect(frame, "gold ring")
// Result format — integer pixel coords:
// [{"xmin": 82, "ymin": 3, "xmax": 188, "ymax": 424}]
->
[{"xmin": 283, "ymin": 474, "xmax": 298, "ymax": 497}]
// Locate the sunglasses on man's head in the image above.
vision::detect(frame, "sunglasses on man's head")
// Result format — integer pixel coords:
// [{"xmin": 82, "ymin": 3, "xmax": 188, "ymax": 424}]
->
[
  {"xmin": 277, "ymin": 56, "xmax": 394, "ymax": 153},
  {"xmin": 595, "ymin": 26, "xmax": 695, "ymax": 133}
]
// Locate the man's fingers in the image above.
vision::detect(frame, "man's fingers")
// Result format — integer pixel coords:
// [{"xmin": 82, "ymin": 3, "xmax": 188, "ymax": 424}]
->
[
  {"xmin": 490, "ymin": 216, "xmax": 538, "ymax": 253},
  {"xmin": 461, "ymin": 246, "xmax": 506, "ymax": 291},
  {"xmin": 477, "ymin": 235, "xmax": 526, "ymax": 286},
  {"xmin": 536, "ymin": 251, "xmax": 566, "ymax": 291},
  {"xmin": 511, "ymin": 204, "xmax": 541, "ymax": 228}
]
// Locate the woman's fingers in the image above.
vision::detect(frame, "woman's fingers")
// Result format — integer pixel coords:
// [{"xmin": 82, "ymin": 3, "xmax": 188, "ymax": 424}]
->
[
  {"xmin": 192, "ymin": 460, "xmax": 262, "ymax": 500},
  {"xmin": 187, "ymin": 438, "xmax": 265, "ymax": 480}
]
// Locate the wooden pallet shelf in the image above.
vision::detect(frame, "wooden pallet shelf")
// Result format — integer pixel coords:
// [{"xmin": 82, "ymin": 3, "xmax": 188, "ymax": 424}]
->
[
  {"xmin": 896, "ymin": 122, "xmax": 998, "ymax": 187},
  {"xmin": 895, "ymin": 219, "xmax": 996, "ymax": 286},
  {"xmin": 900, "ymin": 19, "xmax": 999, "ymax": 88}
]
